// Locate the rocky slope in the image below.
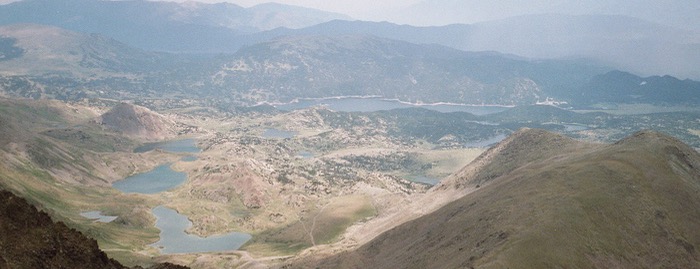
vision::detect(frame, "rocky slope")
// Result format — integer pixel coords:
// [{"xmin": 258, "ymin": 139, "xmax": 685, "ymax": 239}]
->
[
  {"xmin": 212, "ymin": 34, "xmax": 604, "ymax": 105},
  {"xmin": 292, "ymin": 129, "xmax": 700, "ymax": 268},
  {"xmin": 0, "ymin": 24, "xmax": 168, "ymax": 76},
  {"xmin": 97, "ymin": 103, "xmax": 177, "ymax": 141},
  {"xmin": 0, "ymin": 189, "xmax": 188, "ymax": 269}
]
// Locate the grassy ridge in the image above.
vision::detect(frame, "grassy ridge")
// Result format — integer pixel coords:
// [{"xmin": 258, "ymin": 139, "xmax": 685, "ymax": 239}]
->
[
  {"xmin": 245, "ymin": 195, "xmax": 376, "ymax": 256},
  {"xmin": 307, "ymin": 130, "xmax": 700, "ymax": 268}
]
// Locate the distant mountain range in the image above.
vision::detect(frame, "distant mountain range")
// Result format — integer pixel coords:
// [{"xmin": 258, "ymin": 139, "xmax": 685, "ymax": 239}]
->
[
  {"xmin": 0, "ymin": 0, "xmax": 350, "ymax": 52},
  {"xmin": 397, "ymin": 0, "xmax": 700, "ymax": 31},
  {"xmin": 212, "ymin": 34, "xmax": 609, "ymax": 105},
  {"xmin": 0, "ymin": 0, "xmax": 698, "ymax": 80},
  {"xmin": 1, "ymin": 24, "xmax": 699, "ymax": 107},
  {"xmin": 0, "ymin": 24, "xmax": 170, "ymax": 75},
  {"xmin": 265, "ymin": 16, "xmax": 700, "ymax": 79}
]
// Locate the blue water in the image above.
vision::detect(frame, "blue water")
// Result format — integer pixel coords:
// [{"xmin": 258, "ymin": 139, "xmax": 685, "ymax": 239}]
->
[
  {"xmin": 464, "ymin": 134, "xmax": 508, "ymax": 148},
  {"xmin": 406, "ymin": 175, "xmax": 440, "ymax": 186},
  {"xmin": 275, "ymin": 98, "xmax": 510, "ymax": 115},
  {"xmin": 112, "ymin": 164, "xmax": 187, "ymax": 194},
  {"xmin": 150, "ymin": 206, "xmax": 252, "ymax": 254},
  {"xmin": 80, "ymin": 211, "xmax": 118, "ymax": 223},
  {"xmin": 134, "ymin": 139, "xmax": 200, "ymax": 153}
]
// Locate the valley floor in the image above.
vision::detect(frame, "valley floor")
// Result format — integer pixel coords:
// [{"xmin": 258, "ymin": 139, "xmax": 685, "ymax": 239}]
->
[{"xmin": 1, "ymin": 97, "xmax": 699, "ymax": 268}]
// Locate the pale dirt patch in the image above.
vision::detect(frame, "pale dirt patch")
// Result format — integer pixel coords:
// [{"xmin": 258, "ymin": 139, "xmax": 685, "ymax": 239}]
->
[
  {"xmin": 418, "ymin": 148, "xmax": 484, "ymax": 177},
  {"xmin": 688, "ymin": 129, "xmax": 700, "ymax": 138}
]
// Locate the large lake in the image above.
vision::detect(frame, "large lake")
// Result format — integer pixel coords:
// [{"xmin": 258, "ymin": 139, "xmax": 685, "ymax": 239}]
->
[
  {"xmin": 118, "ymin": 139, "xmax": 198, "ymax": 194},
  {"xmin": 150, "ymin": 206, "xmax": 252, "ymax": 254},
  {"xmin": 275, "ymin": 97, "xmax": 510, "ymax": 115},
  {"xmin": 112, "ymin": 163, "xmax": 187, "ymax": 194},
  {"xmin": 115, "ymin": 139, "xmax": 251, "ymax": 254}
]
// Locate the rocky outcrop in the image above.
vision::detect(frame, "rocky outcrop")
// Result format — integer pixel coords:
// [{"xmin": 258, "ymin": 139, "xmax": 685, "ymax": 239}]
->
[
  {"xmin": 0, "ymin": 189, "xmax": 189, "ymax": 269},
  {"xmin": 97, "ymin": 103, "xmax": 176, "ymax": 141}
]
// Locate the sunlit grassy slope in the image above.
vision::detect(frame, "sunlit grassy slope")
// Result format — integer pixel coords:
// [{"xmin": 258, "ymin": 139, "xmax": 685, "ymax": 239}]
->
[{"xmin": 308, "ymin": 129, "xmax": 700, "ymax": 268}]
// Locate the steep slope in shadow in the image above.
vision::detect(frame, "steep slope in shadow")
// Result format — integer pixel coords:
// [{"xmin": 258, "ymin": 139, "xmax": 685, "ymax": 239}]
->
[
  {"xmin": 296, "ymin": 129, "xmax": 700, "ymax": 268},
  {"xmin": 0, "ymin": 189, "xmax": 188, "ymax": 269}
]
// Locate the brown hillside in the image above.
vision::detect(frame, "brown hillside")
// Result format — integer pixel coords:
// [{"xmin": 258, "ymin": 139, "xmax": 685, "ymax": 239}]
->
[
  {"xmin": 0, "ymin": 189, "xmax": 188, "ymax": 269},
  {"xmin": 296, "ymin": 129, "xmax": 700, "ymax": 269},
  {"xmin": 97, "ymin": 103, "xmax": 175, "ymax": 141},
  {"xmin": 437, "ymin": 128, "xmax": 594, "ymax": 189}
]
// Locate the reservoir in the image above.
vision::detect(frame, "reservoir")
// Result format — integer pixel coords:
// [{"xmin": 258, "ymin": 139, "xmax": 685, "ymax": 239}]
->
[
  {"xmin": 275, "ymin": 97, "xmax": 510, "ymax": 115},
  {"xmin": 150, "ymin": 206, "xmax": 252, "ymax": 254},
  {"xmin": 112, "ymin": 163, "xmax": 186, "ymax": 194}
]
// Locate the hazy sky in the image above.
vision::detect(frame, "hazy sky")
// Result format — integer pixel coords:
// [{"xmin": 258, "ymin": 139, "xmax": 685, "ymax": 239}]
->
[
  {"xmin": 182, "ymin": 0, "xmax": 422, "ymax": 21},
  {"xmin": 0, "ymin": 0, "xmax": 419, "ymax": 21},
  {"xmin": 0, "ymin": 0, "xmax": 697, "ymax": 29}
]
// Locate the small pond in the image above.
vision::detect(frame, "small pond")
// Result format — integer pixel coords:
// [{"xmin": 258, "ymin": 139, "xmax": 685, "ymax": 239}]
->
[
  {"xmin": 112, "ymin": 164, "xmax": 187, "ymax": 194},
  {"xmin": 134, "ymin": 139, "xmax": 200, "ymax": 153},
  {"xmin": 464, "ymin": 134, "xmax": 508, "ymax": 148},
  {"xmin": 150, "ymin": 206, "xmax": 252, "ymax": 254},
  {"xmin": 406, "ymin": 175, "xmax": 440, "ymax": 186},
  {"xmin": 80, "ymin": 211, "xmax": 118, "ymax": 223}
]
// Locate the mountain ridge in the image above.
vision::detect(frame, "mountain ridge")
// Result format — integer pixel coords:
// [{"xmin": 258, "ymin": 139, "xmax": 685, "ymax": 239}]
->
[
  {"xmin": 0, "ymin": 189, "xmax": 189, "ymax": 269},
  {"xmin": 291, "ymin": 129, "xmax": 700, "ymax": 268},
  {"xmin": 96, "ymin": 103, "xmax": 177, "ymax": 141},
  {"xmin": 0, "ymin": 0, "xmax": 350, "ymax": 52},
  {"xmin": 1, "ymin": 24, "xmax": 699, "ymax": 108},
  {"xmin": 259, "ymin": 15, "xmax": 700, "ymax": 79}
]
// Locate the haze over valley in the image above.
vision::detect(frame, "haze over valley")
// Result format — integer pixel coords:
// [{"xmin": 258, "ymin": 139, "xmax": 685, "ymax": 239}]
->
[{"xmin": 0, "ymin": 1, "xmax": 699, "ymax": 268}]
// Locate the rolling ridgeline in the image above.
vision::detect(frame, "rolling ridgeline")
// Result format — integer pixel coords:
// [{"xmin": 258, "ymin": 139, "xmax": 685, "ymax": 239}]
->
[
  {"xmin": 1, "ymin": 96, "xmax": 700, "ymax": 268},
  {"xmin": 0, "ymin": 20, "xmax": 699, "ymax": 107},
  {"xmin": 1, "ymin": 0, "xmax": 700, "ymax": 268},
  {"xmin": 293, "ymin": 129, "xmax": 700, "ymax": 268}
]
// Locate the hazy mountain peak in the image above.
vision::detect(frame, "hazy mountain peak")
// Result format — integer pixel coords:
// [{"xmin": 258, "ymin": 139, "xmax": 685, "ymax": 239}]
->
[
  {"xmin": 0, "ymin": 0, "xmax": 351, "ymax": 51},
  {"xmin": 0, "ymin": 24, "xmax": 163, "ymax": 75},
  {"xmin": 440, "ymin": 128, "xmax": 587, "ymax": 189},
  {"xmin": 397, "ymin": 0, "xmax": 700, "ymax": 31}
]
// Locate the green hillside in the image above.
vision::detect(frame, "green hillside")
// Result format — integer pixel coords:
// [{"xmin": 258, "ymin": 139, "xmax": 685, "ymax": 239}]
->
[{"xmin": 303, "ymin": 129, "xmax": 700, "ymax": 268}]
